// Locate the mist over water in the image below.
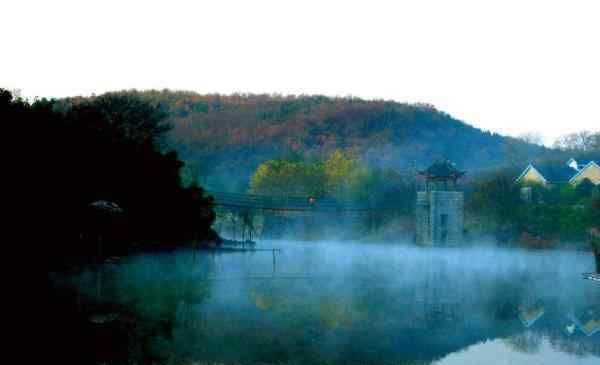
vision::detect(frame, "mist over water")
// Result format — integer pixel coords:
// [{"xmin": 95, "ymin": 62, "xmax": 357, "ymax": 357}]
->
[{"xmin": 52, "ymin": 241, "xmax": 600, "ymax": 364}]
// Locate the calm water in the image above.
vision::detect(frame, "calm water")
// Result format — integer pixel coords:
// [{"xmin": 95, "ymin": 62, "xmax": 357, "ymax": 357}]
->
[{"xmin": 52, "ymin": 241, "xmax": 600, "ymax": 364}]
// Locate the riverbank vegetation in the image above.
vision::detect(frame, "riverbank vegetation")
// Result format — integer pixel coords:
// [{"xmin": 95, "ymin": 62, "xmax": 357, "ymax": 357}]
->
[
  {"xmin": 244, "ymin": 150, "xmax": 415, "ymax": 239},
  {"xmin": 222, "ymin": 147, "xmax": 600, "ymax": 245},
  {"xmin": 4, "ymin": 89, "xmax": 217, "ymax": 269},
  {"xmin": 466, "ymin": 174, "xmax": 600, "ymax": 247},
  {"xmin": 14, "ymin": 85, "xmax": 599, "ymax": 250}
]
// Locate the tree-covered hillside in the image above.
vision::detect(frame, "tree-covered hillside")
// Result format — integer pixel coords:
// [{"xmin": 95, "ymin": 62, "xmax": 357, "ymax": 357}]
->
[
  {"xmin": 6, "ymin": 89, "xmax": 217, "ymax": 268},
  {"xmin": 68, "ymin": 90, "xmax": 552, "ymax": 191}
]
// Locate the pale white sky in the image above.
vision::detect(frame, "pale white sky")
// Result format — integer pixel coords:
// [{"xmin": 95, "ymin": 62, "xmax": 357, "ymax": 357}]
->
[{"xmin": 3, "ymin": 0, "xmax": 599, "ymax": 144}]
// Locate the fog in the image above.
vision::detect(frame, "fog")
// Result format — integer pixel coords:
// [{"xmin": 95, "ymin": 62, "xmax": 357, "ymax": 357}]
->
[{"xmin": 52, "ymin": 240, "xmax": 600, "ymax": 364}]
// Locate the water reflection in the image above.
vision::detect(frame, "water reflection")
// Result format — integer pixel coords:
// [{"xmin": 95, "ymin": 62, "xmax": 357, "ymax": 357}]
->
[{"xmin": 51, "ymin": 242, "xmax": 600, "ymax": 364}]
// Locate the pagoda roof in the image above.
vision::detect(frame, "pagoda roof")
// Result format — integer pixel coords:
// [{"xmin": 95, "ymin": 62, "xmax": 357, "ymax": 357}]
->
[{"xmin": 418, "ymin": 160, "xmax": 465, "ymax": 180}]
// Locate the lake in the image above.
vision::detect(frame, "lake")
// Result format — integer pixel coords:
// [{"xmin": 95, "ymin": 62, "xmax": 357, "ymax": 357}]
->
[{"xmin": 50, "ymin": 241, "xmax": 600, "ymax": 364}]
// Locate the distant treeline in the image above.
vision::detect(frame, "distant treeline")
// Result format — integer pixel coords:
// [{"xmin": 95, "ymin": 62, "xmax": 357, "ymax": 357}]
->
[
  {"xmin": 5, "ymin": 89, "xmax": 216, "ymax": 268},
  {"xmin": 466, "ymin": 172, "xmax": 600, "ymax": 245},
  {"xmin": 466, "ymin": 135, "xmax": 600, "ymax": 245},
  {"xmin": 247, "ymin": 150, "xmax": 600, "ymax": 244},
  {"xmin": 81, "ymin": 90, "xmax": 553, "ymax": 191},
  {"xmin": 245, "ymin": 150, "xmax": 416, "ymax": 239}
]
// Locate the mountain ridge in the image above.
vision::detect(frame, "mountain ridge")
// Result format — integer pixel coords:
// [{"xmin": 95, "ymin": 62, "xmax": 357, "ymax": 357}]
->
[{"xmin": 62, "ymin": 90, "xmax": 553, "ymax": 191}]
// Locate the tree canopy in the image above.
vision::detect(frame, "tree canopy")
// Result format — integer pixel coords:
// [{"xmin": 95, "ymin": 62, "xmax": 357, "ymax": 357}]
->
[
  {"xmin": 90, "ymin": 90, "xmax": 552, "ymax": 192},
  {"xmin": 7, "ymin": 89, "xmax": 216, "ymax": 267}
]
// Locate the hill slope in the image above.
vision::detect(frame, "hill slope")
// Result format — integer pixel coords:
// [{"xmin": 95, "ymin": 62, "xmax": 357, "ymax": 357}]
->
[{"xmin": 79, "ymin": 90, "xmax": 552, "ymax": 191}]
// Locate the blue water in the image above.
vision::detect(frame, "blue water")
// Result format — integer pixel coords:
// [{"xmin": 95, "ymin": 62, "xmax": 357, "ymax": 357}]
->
[{"xmin": 54, "ymin": 241, "xmax": 600, "ymax": 364}]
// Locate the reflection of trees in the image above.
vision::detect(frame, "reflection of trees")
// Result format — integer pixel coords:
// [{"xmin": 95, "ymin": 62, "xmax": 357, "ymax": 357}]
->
[
  {"xmin": 115, "ymin": 253, "xmax": 213, "ymax": 323},
  {"xmin": 65, "ymin": 247, "xmax": 600, "ymax": 364},
  {"xmin": 548, "ymin": 325, "xmax": 600, "ymax": 358},
  {"xmin": 549, "ymin": 335, "xmax": 592, "ymax": 357},
  {"xmin": 55, "ymin": 250, "xmax": 217, "ymax": 364},
  {"xmin": 200, "ymin": 259, "xmax": 600, "ymax": 363},
  {"xmin": 316, "ymin": 297, "xmax": 364, "ymax": 329},
  {"xmin": 503, "ymin": 331, "xmax": 542, "ymax": 354},
  {"xmin": 112, "ymin": 252, "xmax": 215, "ymax": 362}
]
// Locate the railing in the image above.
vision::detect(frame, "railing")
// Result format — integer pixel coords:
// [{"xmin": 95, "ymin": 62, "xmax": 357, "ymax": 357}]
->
[{"xmin": 206, "ymin": 190, "xmax": 397, "ymax": 212}]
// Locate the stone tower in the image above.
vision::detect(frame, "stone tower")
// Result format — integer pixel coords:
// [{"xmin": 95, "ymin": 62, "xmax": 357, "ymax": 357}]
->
[{"xmin": 416, "ymin": 160, "xmax": 465, "ymax": 246}]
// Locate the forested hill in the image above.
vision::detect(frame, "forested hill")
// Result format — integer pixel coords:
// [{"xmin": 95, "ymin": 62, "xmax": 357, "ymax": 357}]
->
[{"xmin": 66, "ymin": 90, "xmax": 552, "ymax": 191}]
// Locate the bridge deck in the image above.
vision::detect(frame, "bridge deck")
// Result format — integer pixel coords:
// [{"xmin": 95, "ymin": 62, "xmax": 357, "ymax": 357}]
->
[{"xmin": 207, "ymin": 191, "xmax": 392, "ymax": 212}]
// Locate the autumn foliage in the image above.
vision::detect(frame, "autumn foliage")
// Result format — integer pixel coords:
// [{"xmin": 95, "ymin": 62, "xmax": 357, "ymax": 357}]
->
[{"xmin": 101, "ymin": 90, "xmax": 549, "ymax": 191}]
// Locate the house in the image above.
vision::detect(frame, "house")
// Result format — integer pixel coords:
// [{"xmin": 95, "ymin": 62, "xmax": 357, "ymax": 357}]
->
[
  {"xmin": 518, "ymin": 305, "xmax": 545, "ymax": 328},
  {"xmin": 515, "ymin": 158, "xmax": 600, "ymax": 186},
  {"xmin": 567, "ymin": 312, "xmax": 600, "ymax": 337},
  {"xmin": 570, "ymin": 160, "xmax": 600, "ymax": 185}
]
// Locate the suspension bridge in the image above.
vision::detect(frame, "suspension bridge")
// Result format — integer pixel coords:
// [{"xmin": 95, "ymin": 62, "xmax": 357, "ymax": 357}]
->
[
  {"xmin": 206, "ymin": 190, "xmax": 396, "ymax": 213},
  {"xmin": 205, "ymin": 190, "xmax": 400, "ymax": 242}
]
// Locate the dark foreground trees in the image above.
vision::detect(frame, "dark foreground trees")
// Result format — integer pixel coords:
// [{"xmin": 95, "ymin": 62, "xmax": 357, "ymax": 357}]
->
[{"xmin": 4, "ymin": 89, "xmax": 216, "ymax": 268}]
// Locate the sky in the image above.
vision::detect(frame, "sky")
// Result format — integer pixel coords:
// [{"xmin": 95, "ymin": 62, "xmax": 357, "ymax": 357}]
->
[{"xmin": 3, "ymin": 0, "xmax": 599, "ymax": 144}]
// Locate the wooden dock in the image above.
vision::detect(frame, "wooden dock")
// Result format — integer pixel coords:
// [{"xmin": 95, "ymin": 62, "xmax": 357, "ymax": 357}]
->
[{"xmin": 200, "ymin": 246, "xmax": 280, "ymax": 253}]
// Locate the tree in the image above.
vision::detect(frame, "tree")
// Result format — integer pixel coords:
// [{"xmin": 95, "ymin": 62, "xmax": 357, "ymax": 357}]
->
[
  {"xmin": 518, "ymin": 132, "xmax": 545, "ymax": 146},
  {"xmin": 249, "ymin": 150, "xmax": 372, "ymax": 199},
  {"xmin": 105, "ymin": 89, "xmax": 550, "ymax": 192},
  {"xmin": 323, "ymin": 149, "xmax": 367, "ymax": 197},
  {"xmin": 592, "ymin": 133, "xmax": 600, "ymax": 151},
  {"xmin": 575, "ymin": 178, "xmax": 595, "ymax": 199},
  {"xmin": 503, "ymin": 136, "xmax": 545, "ymax": 168},
  {"xmin": 466, "ymin": 174, "xmax": 522, "ymax": 237},
  {"xmin": 589, "ymin": 191, "xmax": 600, "ymax": 226},
  {"xmin": 553, "ymin": 130, "xmax": 599, "ymax": 152},
  {"xmin": 4, "ymin": 88, "xmax": 217, "ymax": 266},
  {"xmin": 504, "ymin": 331, "xmax": 542, "ymax": 354},
  {"xmin": 249, "ymin": 158, "xmax": 327, "ymax": 197},
  {"xmin": 62, "ymin": 92, "xmax": 171, "ymax": 148},
  {"xmin": 248, "ymin": 149, "xmax": 417, "ymax": 237}
]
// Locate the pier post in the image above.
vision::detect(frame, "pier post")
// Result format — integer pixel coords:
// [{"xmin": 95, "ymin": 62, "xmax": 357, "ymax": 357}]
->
[{"xmin": 592, "ymin": 234, "xmax": 600, "ymax": 273}]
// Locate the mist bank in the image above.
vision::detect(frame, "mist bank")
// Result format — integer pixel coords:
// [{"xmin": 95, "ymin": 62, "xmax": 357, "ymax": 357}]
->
[
  {"xmin": 214, "ymin": 154, "xmax": 600, "ymax": 249},
  {"xmin": 49, "ymin": 241, "xmax": 600, "ymax": 364}
]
